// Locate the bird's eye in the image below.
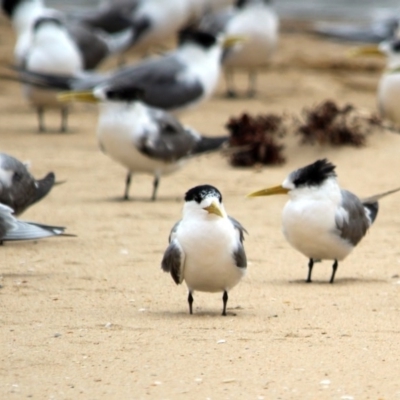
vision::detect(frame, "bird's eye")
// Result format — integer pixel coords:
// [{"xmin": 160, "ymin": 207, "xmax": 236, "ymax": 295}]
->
[
  {"xmin": 13, "ymin": 172, "xmax": 22, "ymax": 183},
  {"xmin": 392, "ymin": 41, "xmax": 400, "ymax": 52}
]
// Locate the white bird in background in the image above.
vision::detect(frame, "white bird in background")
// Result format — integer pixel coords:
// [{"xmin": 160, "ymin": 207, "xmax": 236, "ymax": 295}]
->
[
  {"xmin": 58, "ymin": 87, "xmax": 228, "ymax": 201},
  {"xmin": 248, "ymin": 159, "xmax": 400, "ymax": 283},
  {"xmin": 0, "ymin": 152, "xmax": 56, "ymax": 215},
  {"xmin": 200, "ymin": 0, "xmax": 279, "ymax": 97},
  {"xmin": 0, "ymin": 203, "xmax": 72, "ymax": 243},
  {"xmin": 161, "ymin": 185, "xmax": 247, "ymax": 315},
  {"xmin": 1, "ymin": 0, "xmax": 134, "ymax": 69},
  {"xmin": 22, "ymin": 16, "xmax": 83, "ymax": 132}
]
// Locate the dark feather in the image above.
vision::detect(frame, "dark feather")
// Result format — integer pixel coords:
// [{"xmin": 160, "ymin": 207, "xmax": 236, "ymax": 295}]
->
[{"xmin": 291, "ymin": 159, "xmax": 336, "ymax": 188}]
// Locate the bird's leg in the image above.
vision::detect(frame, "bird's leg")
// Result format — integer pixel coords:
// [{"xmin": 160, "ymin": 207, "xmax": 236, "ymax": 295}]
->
[
  {"xmin": 123, "ymin": 172, "xmax": 132, "ymax": 200},
  {"xmin": 247, "ymin": 71, "xmax": 257, "ymax": 98},
  {"xmin": 330, "ymin": 260, "xmax": 338, "ymax": 284},
  {"xmin": 222, "ymin": 290, "xmax": 228, "ymax": 316},
  {"xmin": 188, "ymin": 291, "xmax": 194, "ymax": 314},
  {"xmin": 151, "ymin": 174, "xmax": 160, "ymax": 201},
  {"xmin": 37, "ymin": 107, "xmax": 45, "ymax": 132},
  {"xmin": 60, "ymin": 107, "xmax": 68, "ymax": 133},
  {"xmin": 306, "ymin": 258, "xmax": 314, "ymax": 283},
  {"xmin": 224, "ymin": 69, "xmax": 237, "ymax": 98}
]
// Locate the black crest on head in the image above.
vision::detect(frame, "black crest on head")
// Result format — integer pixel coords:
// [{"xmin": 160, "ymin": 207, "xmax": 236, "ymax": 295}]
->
[
  {"xmin": 105, "ymin": 86, "xmax": 145, "ymax": 103},
  {"xmin": 33, "ymin": 16, "xmax": 63, "ymax": 32},
  {"xmin": 291, "ymin": 159, "xmax": 336, "ymax": 188},
  {"xmin": 2, "ymin": 0, "xmax": 23, "ymax": 16},
  {"xmin": 178, "ymin": 29, "xmax": 217, "ymax": 49},
  {"xmin": 236, "ymin": 0, "xmax": 271, "ymax": 8},
  {"xmin": 391, "ymin": 39, "xmax": 400, "ymax": 52},
  {"xmin": 185, "ymin": 185, "xmax": 222, "ymax": 204}
]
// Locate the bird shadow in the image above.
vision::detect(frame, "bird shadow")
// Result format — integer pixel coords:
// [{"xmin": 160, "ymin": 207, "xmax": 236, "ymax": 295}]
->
[
  {"xmin": 150, "ymin": 308, "xmax": 239, "ymax": 319},
  {"xmin": 86, "ymin": 195, "xmax": 181, "ymax": 204},
  {"xmin": 286, "ymin": 277, "xmax": 387, "ymax": 286}
]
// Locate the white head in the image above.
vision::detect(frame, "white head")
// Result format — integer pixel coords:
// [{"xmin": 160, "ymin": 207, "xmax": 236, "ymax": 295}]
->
[{"xmin": 379, "ymin": 39, "xmax": 400, "ymax": 70}]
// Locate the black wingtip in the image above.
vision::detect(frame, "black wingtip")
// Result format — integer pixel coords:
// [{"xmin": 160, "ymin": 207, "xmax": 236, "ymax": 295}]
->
[
  {"xmin": 192, "ymin": 136, "xmax": 228, "ymax": 155},
  {"xmin": 363, "ymin": 202, "xmax": 379, "ymax": 225}
]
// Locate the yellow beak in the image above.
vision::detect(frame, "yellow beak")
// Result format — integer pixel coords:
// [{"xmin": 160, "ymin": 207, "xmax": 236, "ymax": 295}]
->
[
  {"xmin": 57, "ymin": 91, "xmax": 99, "ymax": 103},
  {"xmin": 247, "ymin": 185, "xmax": 289, "ymax": 197},
  {"xmin": 203, "ymin": 201, "xmax": 224, "ymax": 217},
  {"xmin": 347, "ymin": 45, "xmax": 383, "ymax": 58},
  {"xmin": 223, "ymin": 35, "xmax": 247, "ymax": 49}
]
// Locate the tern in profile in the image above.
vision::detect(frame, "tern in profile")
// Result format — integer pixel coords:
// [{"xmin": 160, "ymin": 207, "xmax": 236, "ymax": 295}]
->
[
  {"xmin": 58, "ymin": 87, "xmax": 228, "ymax": 201},
  {"xmin": 0, "ymin": 203, "xmax": 72, "ymax": 243},
  {"xmin": 16, "ymin": 30, "xmax": 243, "ymax": 114},
  {"xmin": 200, "ymin": 0, "xmax": 279, "ymax": 97},
  {"xmin": 248, "ymin": 159, "xmax": 400, "ymax": 283},
  {"xmin": 0, "ymin": 152, "xmax": 56, "ymax": 215},
  {"xmin": 161, "ymin": 185, "xmax": 247, "ymax": 315}
]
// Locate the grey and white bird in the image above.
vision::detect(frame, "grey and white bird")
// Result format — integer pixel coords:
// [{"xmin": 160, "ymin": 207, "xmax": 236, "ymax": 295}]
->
[
  {"xmin": 2, "ymin": 0, "xmax": 134, "ymax": 68},
  {"xmin": 161, "ymin": 184, "xmax": 247, "ymax": 315},
  {"xmin": 248, "ymin": 159, "xmax": 400, "ymax": 283},
  {"xmin": 351, "ymin": 38, "xmax": 400, "ymax": 125},
  {"xmin": 0, "ymin": 152, "xmax": 55, "ymax": 215},
  {"xmin": 200, "ymin": 0, "xmax": 279, "ymax": 97},
  {"xmin": 0, "ymin": 203, "xmax": 71, "ymax": 243},
  {"xmin": 58, "ymin": 87, "xmax": 228, "ymax": 200},
  {"xmin": 16, "ymin": 30, "xmax": 242, "ymax": 114}
]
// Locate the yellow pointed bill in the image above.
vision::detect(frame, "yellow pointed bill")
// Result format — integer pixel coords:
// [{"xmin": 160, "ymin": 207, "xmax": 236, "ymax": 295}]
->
[
  {"xmin": 223, "ymin": 35, "xmax": 247, "ymax": 49},
  {"xmin": 203, "ymin": 201, "xmax": 224, "ymax": 217},
  {"xmin": 347, "ymin": 45, "xmax": 383, "ymax": 58},
  {"xmin": 57, "ymin": 91, "xmax": 98, "ymax": 103},
  {"xmin": 247, "ymin": 185, "xmax": 289, "ymax": 197}
]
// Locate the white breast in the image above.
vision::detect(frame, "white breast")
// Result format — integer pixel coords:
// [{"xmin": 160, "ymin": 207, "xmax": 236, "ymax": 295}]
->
[
  {"xmin": 177, "ymin": 217, "xmax": 245, "ymax": 293},
  {"xmin": 378, "ymin": 72, "xmax": 400, "ymax": 124}
]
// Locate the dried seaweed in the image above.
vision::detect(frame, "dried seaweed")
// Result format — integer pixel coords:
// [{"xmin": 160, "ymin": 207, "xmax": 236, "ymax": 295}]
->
[
  {"xmin": 226, "ymin": 113, "xmax": 286, "ymax": 167},
  {"xmin": 296, "ymin": 100, "xmax": 368, "ymax": 147}
]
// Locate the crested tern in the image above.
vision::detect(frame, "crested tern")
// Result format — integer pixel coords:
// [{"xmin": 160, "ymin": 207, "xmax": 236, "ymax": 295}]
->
[
  {"xmin": 58, "ymin": 88, "xmax": 228, "ymax": 201},
  {"xmin": 0, "ymin": 152, "xmax": 55, "ymax": 215},
  {"xmin": 161, "ymin": 184, "xmax": 247, "ymax": 315},
  {"xmin": 352, "ymin": 38, "xmax": 400, "ymax": 125},
  {"xmin": 248, "ymin": 159, "xmax": 400, "ymax": 283},
  {"xmin": 0, "ymin": 203, "xmax": 72, "ymax": 243},
  {"xmin": 200, "ymin": 0, "xmax": 279, "ymax": 97},
  {"xmin": 2, "ymin": 0, "xmax": 134, "ymax": 68},
  {"xmin": 14, "ymin": 30, "xmax": 242, "ymax": 113}
]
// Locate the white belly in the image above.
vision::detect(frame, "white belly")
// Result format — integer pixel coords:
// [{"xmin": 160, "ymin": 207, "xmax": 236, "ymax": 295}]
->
[
  {"xmin": 177, "ymin": 218, "xmax": 245, "ymax": 293},
  {"xmin": 378, "ymin": 73, "xmax": 400, "ymax": 125},
  {"xmin": 282, "ymin": 199, "xmax": 353, "ymax": 261},
  {"xmin": 97, "ymin": 105, "xmax": 183, "ymax": 176}
]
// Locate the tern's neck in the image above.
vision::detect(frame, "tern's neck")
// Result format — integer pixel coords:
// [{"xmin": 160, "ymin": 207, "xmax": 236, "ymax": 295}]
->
[
  {"xmin": 386, "ymin": 55, "xmax": 400, "ymax": 71},
  {"xmin": 177, "ymin": 43, "xmax": 221, "ymax": 66},
  {"xmin": 12, "ymin": 0, "xmax": 45, "ymax": 33}
]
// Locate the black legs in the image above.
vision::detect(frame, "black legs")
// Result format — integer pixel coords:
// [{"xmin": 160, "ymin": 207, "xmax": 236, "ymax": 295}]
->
[
  {"xmin": 60, "ymin": 107, "xmax": 68, "ymax": 133},
  {"xmin": 247, "ymin": 71, "xmax": 257, "ymax": 98},
  {"xmin": 124, "ymin": 172, "xmax": 132, "ymax": 200},
  {"xmin": 37, "ymin": 107, "xmax": 45, "ymax": 132},
  {"xmin": 306, "ymin": 258, "xmax": 339, "ymax": 283},
  {"xmin": 330, "ymin": 260, "xmax": 338, "ymax": 284},
  {"xmin": 186, "ymin": 290, "xmax": 229, "ymax": 316},
  {"xmin": 188, "ymin": 292, "xmax": 193, "ymax": 315},
  {"xmin": 151, "ymin": 175, "xmax": 160, "ymax": 201},
  {"xmin": 222, "ymin": 291, "xmax": 228, "ymax": 316},
  {"xmin": 306, "ymin": 258, "xmax": 314, "ymax": 283},
  {"xmin": 36, "ymin": 107, "xmax": 69, "ymax": 132}
]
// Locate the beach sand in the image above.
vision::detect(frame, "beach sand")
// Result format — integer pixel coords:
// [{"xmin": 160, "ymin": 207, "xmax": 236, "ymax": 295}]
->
[{"xmin": 1, "ymin": 15, "xmax": 400, "ymax": 399}]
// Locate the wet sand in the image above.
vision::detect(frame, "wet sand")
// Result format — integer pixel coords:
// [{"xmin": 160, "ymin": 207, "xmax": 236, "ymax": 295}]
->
[{"xmin": 1, "ymin": 15, "xmax": 400, "ymax": 400}]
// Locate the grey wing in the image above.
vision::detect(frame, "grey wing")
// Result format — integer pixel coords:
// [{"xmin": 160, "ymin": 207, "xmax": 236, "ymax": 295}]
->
[
  {"xmin": 161, "ymin": 238, "xmax": 185, "ymax": 285},
  {"xmin": 168, "ymin": 219, "xmax": 181, "ymax": 242},
  {"xmin": 104, "ymin": 55, "xmax": 204, "ymax": 110},
  {"xmin": 228, "ymin": 216, "xmax": 247, "ymax": 268},
  {"xmin": 137, "ymin": 108, "xmax": 199, "ymax": 161},
  {"xmin": 0, "ymin": 153, "xmax": 55, "ymax": 216},
  {"xmin": 335, "ymin": 189, "xmax": 370, "ymax": 246}
]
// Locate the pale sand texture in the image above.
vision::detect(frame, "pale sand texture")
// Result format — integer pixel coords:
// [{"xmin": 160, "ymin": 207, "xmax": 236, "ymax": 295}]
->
[{"xmin": 1, "ymin": 15, "xmax": 400, "ymax": 400}]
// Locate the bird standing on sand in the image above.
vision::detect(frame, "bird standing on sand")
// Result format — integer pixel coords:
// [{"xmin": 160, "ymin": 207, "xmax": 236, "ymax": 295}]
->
[
  {"xmin": 0, "ymin": 152, "xmax": 55, "ymax": 215},
  {"xmin": 161, "ymin": 185, "xmax": 247, "ymax": 315},
  {"xmin": 59, "ymin": 88, "xmax": 227, "ymax": 201},
  {"xmin": 248, "ymin": 159, "xmax": 400, "ymax": 283},
  {"xmin": 0, "ymin": 203, "xmax": 71, "ymax": 243},
  {"xmin": 200, "ymin": 0, "xmax": 279, "ymax": 97}
]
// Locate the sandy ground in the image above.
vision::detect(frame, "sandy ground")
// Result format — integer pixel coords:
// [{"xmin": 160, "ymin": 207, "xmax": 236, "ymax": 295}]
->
[{"xmin": 1, "ymin": 15, "xmax": 400, "ymax": 400}]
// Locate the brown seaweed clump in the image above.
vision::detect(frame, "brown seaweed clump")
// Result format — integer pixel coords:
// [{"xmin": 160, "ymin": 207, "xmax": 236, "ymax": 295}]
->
[
  {"xmin": 226, "ymin": 113, "xmax": 286, "ymax": 167},
  {"xmin": 296, "ymin": 100, "xmax": 371, "ymax": 147}
]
